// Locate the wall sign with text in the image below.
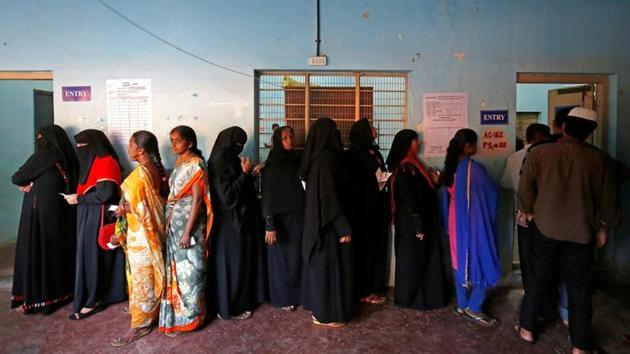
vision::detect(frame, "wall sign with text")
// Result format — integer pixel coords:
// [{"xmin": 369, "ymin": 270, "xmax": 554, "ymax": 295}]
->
[
  {"xmin": 480, "ymin": 110, "xmax": 508, "ymax": 125},
  {"xmin": 62, "ymin": 86, "xmax": 91, "ymax": 102}
]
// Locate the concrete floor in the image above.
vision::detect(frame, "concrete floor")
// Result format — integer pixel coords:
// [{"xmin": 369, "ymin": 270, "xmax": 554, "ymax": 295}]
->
[{"xmin": 1, "ymin": 242, "xmax": 629, "ymax": 354}]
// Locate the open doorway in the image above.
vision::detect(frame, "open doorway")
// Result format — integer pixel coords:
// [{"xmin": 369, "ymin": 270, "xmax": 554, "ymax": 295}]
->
[{"xmin": 512, "ymin": 73, "xmax": 611, "ymax": 269}]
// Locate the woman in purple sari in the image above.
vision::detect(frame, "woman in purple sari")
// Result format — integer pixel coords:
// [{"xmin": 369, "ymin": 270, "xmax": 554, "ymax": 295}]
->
[{"xmin": 442, "ymin": 129, "xmax": 500, "ymax": 327}]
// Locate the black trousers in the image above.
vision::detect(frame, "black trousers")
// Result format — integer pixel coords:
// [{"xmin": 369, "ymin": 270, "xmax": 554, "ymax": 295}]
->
[
  {"xmin": 518, "ymin": 225, "xmax": 559, "ymax": 321},
  {"xmin": 519, "ymin": 222, "xmax": 594, "ymax": 351}
]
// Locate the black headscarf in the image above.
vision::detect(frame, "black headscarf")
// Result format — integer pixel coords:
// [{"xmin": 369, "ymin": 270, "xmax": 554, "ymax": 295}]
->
[
  {"xmin": 386, "ymin": 129, "xmax": 418, "ymax": 171},
  {"xmin": 36, "ymin": 125, "xmax": 80, "ymax": 191},
  {"xmin": 349, "ymin": 118, "xmax": 379, "ymax": 152},
  {"xmin": 74, "ymin": 129, "xmax": 120, "ymax": 184},
  {"xmin": 298, "ymin": 117, "xmax": 343, "ymax": 181},
  {"xmin": 262, "ymin": 126, "xmax": 304, "ymax": 216},
  {"xmin": 208, "ymin": 126, "xmax": 248, "ymax": 179}
]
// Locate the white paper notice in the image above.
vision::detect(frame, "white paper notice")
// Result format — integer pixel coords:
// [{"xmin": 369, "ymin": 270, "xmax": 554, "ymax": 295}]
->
[
  {"xmin": 107, "ymin": 79, "xmax": 152, "ymax": 145},
  {"xmin": 422, "ymin": 92, "xmax": 468, "ymax": 157}
]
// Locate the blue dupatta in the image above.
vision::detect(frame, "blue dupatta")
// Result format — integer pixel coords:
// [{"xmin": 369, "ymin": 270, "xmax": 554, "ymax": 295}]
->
[{"xmin": 442, "ymin": 157, "xmax": 500, "ymax": 288}]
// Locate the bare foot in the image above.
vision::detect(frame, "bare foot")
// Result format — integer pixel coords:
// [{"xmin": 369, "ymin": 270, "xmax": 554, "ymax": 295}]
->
[{"xmin": 111, "ymin": 327, "xmax": 152, "ymax": 347}]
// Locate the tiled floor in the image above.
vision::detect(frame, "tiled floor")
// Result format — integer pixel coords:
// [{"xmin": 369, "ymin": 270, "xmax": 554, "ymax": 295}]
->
[{"xmin": 1, "ymin": 242, "xmax": 629, "ymax": 354}]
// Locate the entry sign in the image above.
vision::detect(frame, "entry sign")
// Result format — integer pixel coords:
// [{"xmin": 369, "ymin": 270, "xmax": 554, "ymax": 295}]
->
[
  {"xmin": 62, "ymin": 86, "xmax": 91, "ymax": 102},
  {"xmin": 480, "ymin": 110, "xmax": 508, "ymax": 125}
]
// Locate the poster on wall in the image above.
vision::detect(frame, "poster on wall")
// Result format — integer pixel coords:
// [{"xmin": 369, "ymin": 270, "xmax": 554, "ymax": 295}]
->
[
  {"xmin": 106, "ymin": 79, "xmax": 151, "ymax": 145},
  {"xmin": 422, "ymin": 92, "xmax": 468, "ymax": 157},
  {"xmin": 480, "ymin": 127, "xmax": 509, "ymax": 155},
  {"xmin": 62, "ymin": 86, "xmax": 91, "ymax": 102}
]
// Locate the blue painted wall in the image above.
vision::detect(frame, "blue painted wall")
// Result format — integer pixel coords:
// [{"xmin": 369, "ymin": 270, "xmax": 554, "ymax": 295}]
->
[
  {"xmin": 1, "ymin": 0, "xmax": 629, "ymax": 282},
  {"xmin": 0, "ymin": 80, "xmax": 53, "ymax": 246}
]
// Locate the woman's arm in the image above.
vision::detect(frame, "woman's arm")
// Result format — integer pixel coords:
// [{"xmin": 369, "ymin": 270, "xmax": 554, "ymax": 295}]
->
[{"xmin": 179, "ymin": 182, "xmax": 204, "ymax": 248}]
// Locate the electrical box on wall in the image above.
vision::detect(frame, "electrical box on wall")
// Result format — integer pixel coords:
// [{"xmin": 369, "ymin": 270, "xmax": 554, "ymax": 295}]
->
[{"xmin": 308, "ymin": 56, "xmax": 327, "ymax": 66}]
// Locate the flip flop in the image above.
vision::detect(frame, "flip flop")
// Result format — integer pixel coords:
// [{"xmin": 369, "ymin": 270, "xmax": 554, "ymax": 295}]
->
[
  {"xmin": 312, "ymin": 316, "xmax": 346, "ymax": 328},
  {"xmin": 513, "ymin": 322, "xmax": 535, "ymax": 344},
  {"xmin": 234, "ymin": 311, "xmax": 252, "ymax": 320},
  {"xmin": 110, "ymin": 327, "xmax": 152, "ymax": 347},
  {"xmin": 463, "ymin": 308, "xmax": 500, "ymax": 328},
  {"xmin": 452, "ymin": 307, "xmax": 465, "ymax": 317},
  {"xmin": 280, "ymin": 305, "xmax": 296, "ymax": 312},
  {"xmin": 68, "ymin": 304, "xmax": 105, "ymax": 320}
]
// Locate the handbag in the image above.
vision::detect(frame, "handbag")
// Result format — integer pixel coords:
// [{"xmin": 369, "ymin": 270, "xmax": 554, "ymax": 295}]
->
[{"xmin": 97, "ymin": 205, "xmax": 119, "ymax": 250}]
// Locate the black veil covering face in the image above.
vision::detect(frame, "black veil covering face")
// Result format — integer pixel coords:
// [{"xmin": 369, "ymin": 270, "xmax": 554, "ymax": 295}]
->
[
  {"xmin": 36, "ymin": 125, "xmax": 80, "ymax": 192},
  {"xmin": 74, "ymin": 129, "xmax": 119, "ymax": 184},
  {"xmin": 209, "ymin": 126, "xmax": 248, "ymax": 178},
  {"xmin": 349, "ymin": 118, "xmax": 379, "ymax": 152}
]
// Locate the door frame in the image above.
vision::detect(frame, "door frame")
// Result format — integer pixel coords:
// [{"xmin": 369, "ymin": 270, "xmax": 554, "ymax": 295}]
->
[
  {"xmin": 517, "ymin": 73, "xmax": 610, "ymax": 151},
  {"xmin": 0, "ymin": 71, "xmax": 53, "ymax": 80}
]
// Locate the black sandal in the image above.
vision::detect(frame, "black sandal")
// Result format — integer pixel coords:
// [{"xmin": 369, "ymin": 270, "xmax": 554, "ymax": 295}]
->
[{"xmin": 68, "ymin": 304, "xmax": 105, "ymax": 320}]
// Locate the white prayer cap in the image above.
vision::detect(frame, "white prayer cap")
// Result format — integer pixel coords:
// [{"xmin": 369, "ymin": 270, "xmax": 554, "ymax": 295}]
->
[{"xmin": 568, "ymin": 107, "xmax": 598, "ymax": 122}]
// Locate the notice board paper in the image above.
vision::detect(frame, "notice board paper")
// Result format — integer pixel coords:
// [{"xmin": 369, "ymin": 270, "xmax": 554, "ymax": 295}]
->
[{"xmin": 106, "ymin": 79, "xmax": 152, "ymax": 145}]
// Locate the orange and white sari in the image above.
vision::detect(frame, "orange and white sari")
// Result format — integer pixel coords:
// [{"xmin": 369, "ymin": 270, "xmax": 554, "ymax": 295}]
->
[{"xmin": 117, "ymin": 165, "xmax": 166, "ymax": 328}]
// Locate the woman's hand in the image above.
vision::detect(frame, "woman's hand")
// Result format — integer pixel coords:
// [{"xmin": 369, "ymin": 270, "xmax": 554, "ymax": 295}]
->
[
  {"xmin": 416, "ymin": 232, "xmax": 425, "ymax": 241},
  {"xmin": 64, "ymin": 194, "xmax": 79, "ymax": 205},
  {"xmin": 18, "ymin": 182, "xmax": 33, "ymax": 193},
  {"xmin": 179, "ymin": 233, "xmax": 191, "ymax": 249},
  {"xmin": 110, "ymin": 235, "xmax": 120, "ymax": 246},
  {"xmin": 114, "ymin": 202, "xmax": 128, "ymax": 217},
  {"xmin": 265, "ymin": 230, "xmax": 277, "ymax": 245},
  {"xmin": 596, "ymin": 228, "xmax": 607, "ymax": 248},
  {"xmin": 339, "ymin": 234, "xmax": 352, "ymax": 243},
  {"xmin": 252, "ymin": 163, "xmax": 265, "ymax": 176},
  {"xmin": 241, "ymin": 156, "xmax": 254, "ymax": 174}
]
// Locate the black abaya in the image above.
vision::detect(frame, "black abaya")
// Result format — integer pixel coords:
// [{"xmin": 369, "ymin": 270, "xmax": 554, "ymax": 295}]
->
[
  {"xmin": 300, "ymin": 118, "xmax": 354, "ymax": 323},
  {"xmin": 345, "ymin": 119, "xmax": 390, "ymax": 299},
  {"xmin": 73, "ymin": 181, "xmax": 126, "ymax": 313},
  {"xmin": 11, "ymin": 148, "xmax": 76, "ymax": 314},
  {"xmin": 392, "ymin": 164, "xmax": 447, "ymax": 310},
  {"xmin": 261, "ymin": 127, "xmax": 305, "ymax": 308},
  {"xmin": 208, "ymin": 126, "xmax": 267, "ymax": 319}
]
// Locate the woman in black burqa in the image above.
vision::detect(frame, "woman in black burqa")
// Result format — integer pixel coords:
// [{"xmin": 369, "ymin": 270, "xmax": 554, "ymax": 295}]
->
[
  {"xmin": 11, "ymin": 125, "xmax": 79, "ymax": 314},
  {"xmin": 261, "ymin": 126, "xmax": 305, "ymax": 312},
  {"xmin": 345, "ymin": 118, "xmax": 390, "ymax": 305},
  {"xmin": 387, "ymin": 129, "xmax": 447, "ymax": 310},
  {"xmin": 300, "ymin": 117, "xmax": 354, "ymax": 327},
  {"xmin": 64, "ymin": 129, "xmax": 127, "ymax": 320},
  {"xmin": 207, "ymin": 126, "xmax": 267, "ymax": 320}
]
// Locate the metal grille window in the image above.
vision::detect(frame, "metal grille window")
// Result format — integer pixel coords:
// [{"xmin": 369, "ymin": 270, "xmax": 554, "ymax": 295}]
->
[{"xmin": 255, "ymin": 71, "xmax": 408, "ymax": 162}]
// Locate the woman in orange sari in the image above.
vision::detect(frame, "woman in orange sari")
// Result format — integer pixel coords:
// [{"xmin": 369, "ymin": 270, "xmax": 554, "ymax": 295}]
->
[
  {"xmin": 110, "ymin": 131, "xmax": 169, "ymax": 346},
  {"xmin": 159, "ymin": 126, "xmax": 213, "ymax": 337}
]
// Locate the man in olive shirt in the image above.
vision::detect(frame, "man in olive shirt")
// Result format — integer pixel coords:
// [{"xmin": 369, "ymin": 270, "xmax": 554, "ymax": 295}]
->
[{"xmin": 516, "ymin": 108, "xmax": 620, "ymax": 353}]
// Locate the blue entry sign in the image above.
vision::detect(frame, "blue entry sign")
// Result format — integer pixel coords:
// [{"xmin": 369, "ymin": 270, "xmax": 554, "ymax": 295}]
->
[{"xmin": 480, "ymin": 110, "xmax": 509, "ymax": 125}]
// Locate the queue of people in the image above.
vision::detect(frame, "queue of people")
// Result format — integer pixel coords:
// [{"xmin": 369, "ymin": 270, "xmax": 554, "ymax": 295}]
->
[{"xmin": 9, "ymin": 110, "xmax": 621, "ymax": 352}]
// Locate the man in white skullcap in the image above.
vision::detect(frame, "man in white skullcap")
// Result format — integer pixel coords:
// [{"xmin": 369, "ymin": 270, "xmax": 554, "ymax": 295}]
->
[{"xmin": 516, "ymin": 107, "xmax": 620, "ymax": 353}]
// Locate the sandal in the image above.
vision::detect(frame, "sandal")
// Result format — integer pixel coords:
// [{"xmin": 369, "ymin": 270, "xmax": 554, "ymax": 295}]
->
[
  {"xmin": 234, "ymin": 311, "xmax": 252, "ymax": 320},
  {"xmin": 110, "ymin": 327, "xmax": 152, "ymax": 347},
  {"xmin": 463, "ymin": 308, "xmax": 500, "ymax": 328},
  {"xmin": 68, "ymin": 304, "xmax": 105, "ymax": 320},
  {"xmin": 122, "ymin": 307, "xmax": 130, "ymax": 314},
  {"xmin": 280, "ymin": 305, "xmax": 296, "ymax": 312},
  {"xmin": 452, "ymin": 307, "xmax": 465, "ymax": 317},
  {"xmin": 367, "ymin": 295, "xmax": 387, "ymax": 305},
  {"xmin": 312, "ymin": 316, "xmax": 346, "ymax": 328},
  {"xmin": 513, "ymin": 322, "xmax": 535, "ymax": 344},
  {"xmin": 164, "ymin": 331, "xmax": 181, "ymax": 338}
]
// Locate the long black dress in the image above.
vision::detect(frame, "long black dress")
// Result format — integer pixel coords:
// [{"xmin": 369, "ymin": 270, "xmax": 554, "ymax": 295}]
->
[
  {"xmin": 72, "ymin": 130, "xmax": 126, "ymax": 314},
  {"xmin": 388, "ymin": 130, "xmax": 447, "ymax": 311},
  {"xmin": 261, "ymin": 127, "xmax": 305, "ymax": 308},
  {"xmin": 11, "ymin": 147, "xmax": 76, "ymax": 314},
  {"xmin": 208, "ymin": 126, "xmax": 267, "ymax": 319},
  {"xmin": 345, "ymin": 118, "xmax": 390, "ymax": 299},
  {"xmin": 300, "ymin": 118, "xmax": 354, "ymax": 323}
]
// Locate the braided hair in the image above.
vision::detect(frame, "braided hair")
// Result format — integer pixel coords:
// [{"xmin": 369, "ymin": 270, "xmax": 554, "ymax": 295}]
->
[
  {"xmin": 131, "ymin": 130, "xmax": 169, "ymax": 198},
  {"xmin": 442, "ymin": 128, "xmax": 478, "ymax": 187}
]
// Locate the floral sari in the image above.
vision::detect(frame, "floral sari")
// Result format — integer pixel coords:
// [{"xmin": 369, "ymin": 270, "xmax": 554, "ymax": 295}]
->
[
  {"xmin": 117, "ymin": 165, "xmax": 166, "ymax": 328},
  {"xmin": 159, "ymin": 156, "xmax": 213, "ymax": 333}
]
